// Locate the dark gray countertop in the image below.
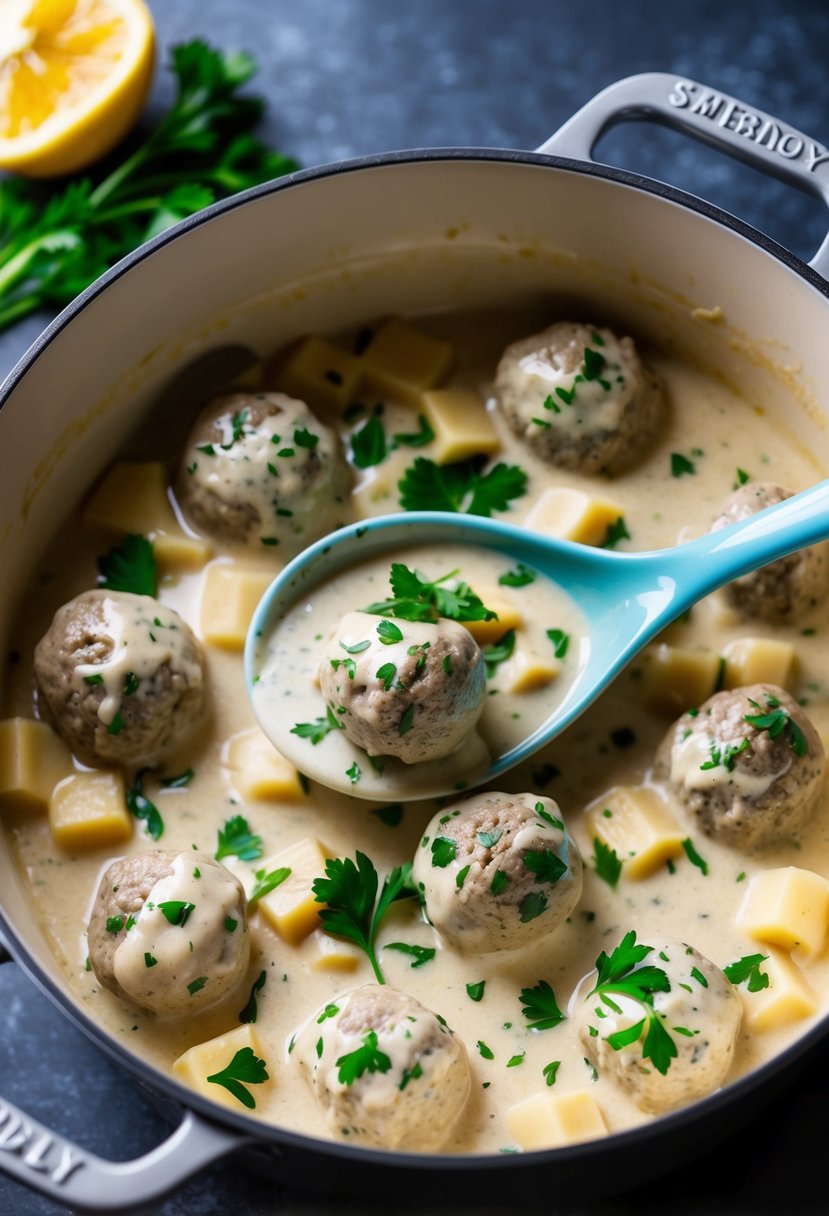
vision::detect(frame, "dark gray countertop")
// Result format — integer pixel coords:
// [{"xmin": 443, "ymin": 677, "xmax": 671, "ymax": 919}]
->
[{"xmin": 3, "ymin": 1, "xmax": 829, "ymax": 1212}]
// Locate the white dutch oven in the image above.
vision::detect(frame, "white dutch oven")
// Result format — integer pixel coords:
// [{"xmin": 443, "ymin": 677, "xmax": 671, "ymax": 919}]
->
[{"xmin": 1, "ymin": 73, "xmax": 829, "ymax": 1211}]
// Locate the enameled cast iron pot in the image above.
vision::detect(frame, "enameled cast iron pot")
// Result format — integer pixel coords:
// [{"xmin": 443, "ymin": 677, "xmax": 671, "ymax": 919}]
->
[{"xmin": 2, "ymin": 73, "xmax": 829, "ymax": 1212}]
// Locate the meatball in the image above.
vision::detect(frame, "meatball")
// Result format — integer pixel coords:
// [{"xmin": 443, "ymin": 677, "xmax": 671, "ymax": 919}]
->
[
  {"xmin": 709, "ymin": 482, "xmax": 829, "ymax": 622},
  {"xmin": 177, "ymin": 391, "xmax": 350, "ymax": 554},
  {"xmin": 34, "ymin": 590, "xmax": 205, "ymax": 768},
  {"xmin": 654, "ymin": 684, "xmax": 824, "ymax": 850},
  {"xmin": 87, "ymin": 850, "xmax": 249, "ymax": 1015},
  {"xmin": 411, "ymin": 791, "xmax": 582, "ymax": 952},
  {"xmin": 494, "ymin": 321, "xmax": 663, "ymax": 474},
  {"xmin": 318, "ymin": 612, "xmax": 486, "ymax": 763},
  {"xmin": 294, "ymin": 984, "xmax": 470, "ymax": 1150},
  {"xmin": 573, "ymin": 935, "xmax": 742, "ymax": 1114}
]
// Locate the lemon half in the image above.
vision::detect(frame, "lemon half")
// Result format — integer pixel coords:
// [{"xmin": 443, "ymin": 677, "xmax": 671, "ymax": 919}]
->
[{"xmin": 0, "ymin": 0, "xmax": 155, "ymax": 178}]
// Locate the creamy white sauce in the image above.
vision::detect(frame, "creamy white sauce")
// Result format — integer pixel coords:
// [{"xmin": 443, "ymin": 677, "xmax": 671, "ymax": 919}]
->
[
  {"xmin": 4, "ymin": 305, "xmax": 829, "ymax": 1155},
  {"xmin": 670, "ymin": 730, "xmax": 788, "ymax": 798}
]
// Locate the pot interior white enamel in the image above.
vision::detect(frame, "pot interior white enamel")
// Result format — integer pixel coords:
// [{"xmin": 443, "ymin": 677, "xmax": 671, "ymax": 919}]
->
[{"xmin": 2, "ymin": 126, "xmax": 829, "ymax": 1202}]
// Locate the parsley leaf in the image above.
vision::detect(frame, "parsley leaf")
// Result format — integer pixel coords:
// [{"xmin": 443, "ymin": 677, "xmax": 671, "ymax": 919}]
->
[
  {"xmin": 312, "ymin": 852, "xmax": 415, "ymax": 985},
  {"xmin": 592, "ymin": 837, "xmax": 622, "ymax": 888},
  {"xmin": 350, "ymin": 411, "xmax": 388, "ymax": 468},
  {"xmin": 744, "ymin": 693, "xmax": 808, "ymax": 756},
  {"xmin": 523, "ymin": 849, "xmax": 567, "ymax": 886},
  {"xmin": 393, "ymin": 415, "xmax": 435, "ymax": 447},
  {"xmin": 97, "ymin": 534, "xmax": 157, "ymax": 596},
  {"xmin": 215, "ymin": 814, "xmax": 263, "ymax": 862},
  {"xmin": 239, "ymin": 970, "xmax": 267, "ymax": 1023},
  {"xmin": 207, "ymin": 1046, "xmax": 269, "ymax": 1110},
  {"xmin": 670, "ymin": 452, "xmax": 696, "ymax": 477},
  {"xmin": 547, "ymin": 628, "xmax": 570, "ymax": 659},
  {"xmin": 498, "ymin": 563, "xmax": 536, "ymax": 588},
  {"xmin": 542, "ymin": 1060, "xmax": 561, "ymax": 1086},
  {"xmin": 125, "ymin": 769, "xmax": 163, "ymax": 840},
  {"xmin": 601, "ymin": 516, "xmax": 631, "ymax": 550},
  {"xmin": 723, "ymin": 953, "xmax": 770, "ymax": 992},
  {"xmin": 336, "ymin": 1030, "xmax": 392, "ymax": 1086},
  {"xmin": 587, "ymin": 931, "xmax": 677, "ymax": 1076},
  {"xmin": 364, "ymin": 562, "xmax": 496, "ymax": 625},
  {"xmin": 290, "ymin": 705, "xmax": 345, "ymax": 744},
  {"xmin": 248, "ymin": 866, "xmax": 291, "ymax": 907},
  {"xmin": 384, "ymin": 941, "xmax": 436, "ymax": 968},
  {"xmin": 398, "ymin": 456, "xmax": 527, "ymax": 516},
  {"xmin": 157, "ymin": 900, "xmax": 195, "ymax": 927},
  {"xmin": 520, "ymin": 980, "xmax": 566, "ymax": 1031},
  {"xmin": 482, "ymin": 629, "xmax": 515, "ymax": 678},
  {"xmin": 681, "ymin": 837, "xmax": 709, "ymax": 876}
]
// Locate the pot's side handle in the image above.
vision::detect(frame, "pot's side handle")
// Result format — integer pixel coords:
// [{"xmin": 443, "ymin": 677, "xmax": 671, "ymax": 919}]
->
[
  {"xmin": 0, "ymin": 1096, "xmax": 253, "ymax": 1212},
  {"xmin": 537, "ymin": 71, "xmax": 829, "ymax": 279}
]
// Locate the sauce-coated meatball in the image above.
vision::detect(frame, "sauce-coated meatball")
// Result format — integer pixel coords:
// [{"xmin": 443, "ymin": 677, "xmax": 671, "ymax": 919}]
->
[
  {"xmin": 709, "ymin": 482, "xmax": 829, "ymax": 622},
  {"xmin": 87, "ymin": 850, "xmax": 249, "ymax": 1015},
  {"xmin": 654, "ymin": 684, "xmax": 825, "ymax": 850},
  {"xmin": 294, "ymin": 984, "xmax": 470, "ymax": 1150},
  {"xmin": 412, "ymin": 791, "xmax": 582, "ymax": 952},
  {"xmin": 177, "ymin": 391, "xmax": 350, "ymax": 554},
  {"xmin": 318, "ymin": 612, "xmax": 486, "ymax": 763},
  {"xmin": 573, "ymin": 935, "xmax": 742, "ymax": 1114},
  {"xmin": 494, "ymin": 322, "xmax": 663, "ymax": 474},
  {"xmin": 34, "ymin": 590, "xmax": 205, "ymax": 768}
]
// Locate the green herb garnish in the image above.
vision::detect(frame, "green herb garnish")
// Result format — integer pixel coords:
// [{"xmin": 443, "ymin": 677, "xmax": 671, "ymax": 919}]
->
[
  {"xmin": 215, "ymin": 814, "xmax": 263, "ymax": 862},
  {"xmin": 290, "ymin": 705, "xmax": 345, "ymax": 745},
  {"xmin": 336, "ymin": 1030, "xmax": 392, "ymax": 1085},
  {"xmin": 744, "ymin": 693, "xmax": 808, "ymax": 756},
  {"xmin": 239, "ymin": 970, "xmax": 267, "ymax": 1023},
  {"xmin": 96, "ymin": 533, "xmax": 157, "ymax": 596},
  {"xmin": 520, "ymin": 980, "xmax": 566, "ymax": 1031},
  {"xmin": 498, "ymin": 563, "xmax": 536, "ymax": 588},
  {"xmin": 723, "ymin": 953, "xmax": 770, "ymax": 992},
  {"xmin": 482, "ymin": 629, "xmax": 515, "ymax": 678},
  {"xmin": 364, "ymin": 562, "xmax": 496, "ymax": 625},
  {"xmin": 385, "ymin": 942, "xmax": 436, "ymax": 969},
  {"xmin": 592, "ymin": 837, "xmax": 622, "ymax": 888},
  {"xmin": 587, "ymin": 931, "xmax": 676, "ymax": 1076},
  {"xmin": 350, "ymin": 411, "xmax": 388, "ymax": 469},
  {"xmin": 248, "ymin": 866, "xmax": 291, "ymax": 907},
  {"xmin": 207, "ymin": 1046, "xmax": 269, "ymax": 1110},
  {"xmin": 126, "ymin": 768, "xmax": 163, "ymax": 840},
  {"xmin": 399, "ymin": 456, "xmax": 527, "ymax": 516}
]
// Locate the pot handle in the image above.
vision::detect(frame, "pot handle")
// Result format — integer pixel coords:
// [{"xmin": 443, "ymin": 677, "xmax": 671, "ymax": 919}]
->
[
  {"xmin": 537, "ymin": 71, "xmax": 829, "ymax": 279},
  {"xmin": 0, "ymin": 1094, "xmax": 253, "ymax": 1212}
]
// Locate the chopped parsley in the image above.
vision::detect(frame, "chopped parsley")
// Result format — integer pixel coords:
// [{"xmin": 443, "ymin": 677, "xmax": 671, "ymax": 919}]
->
[
  {"xmin": 681, "ymin": 837, "xmax": 709, "ymax": 876},
  {"xmin": 239, "ymin": 970, "xmax": 267, "ymax": 1023},
  {"xmin": 523, "ymin": 848, "xmax": 567, "ymax": 886},
  {"xmin": 430, "ymin": 836, "xmax": 457, "ymax": 868},
  {"xmin": 312, "ymin": 851, "xmax": 415, "ymax": 985},
  {"xmin": 248, "ymin": 866, "xmax": 291, "ymax": 908},
  {"xmin": 290, "ymin": 705, "xmax": 345, "ymax": 745},
  {"xmin": 125, "ymin": 769, "xmax": 163, "ymax": 840},
  {"xmin": 398, "ymin": 456, "xmax": 527, "ymax": 517},
  {"xmin": 187, "ymin": 977, "xmax": 208, "ymax": 995},
  {"xmin": 376, "ymin": 620, "xmax": 403, "ymax": 644},
  {"xmin": 207, "ymin": 1046, "xmax": 269, "ymax": 1110},
  {"xmin": 477, "ymin": 1041, "xmax": 495, "ymax": 1061},
  {"xmin": 97, "ymin": 533, "xmax": 157, "ymax": 596},
  {"xmin": 482, "ymin": 629, "xmax": 515, "ymax": 678},
  {"xmin": 670, "ymin": 452, "xmax": 696, "ymax": 477},
  {"xmin": 336, "ymin": 1030, "xmax": 391, "ymax": 1085},
  {"xmin": 384, "ymin": 941, "xmax": 436, "ymax": 969},
  {"xmin": 350, "ymin": 410, "xmax": 388, "ymax": 469},
  {"xmin": 498, "ymin": 562, "xmax": 536, "ymax": 588},
  {"xmin": 542, "ymin": 1060, "xmax": 561, "ymax": 1086},
  {"xmin": 592, "ymin": 837, "xmax": 622, "ymax": 888},
  {"xmin": 466, "ymin": 980, "xmax": 486, "ymax": 1002},
  {"xmin": 723, "ymin": 953, "xmax": 770, "ymax": 992},
  {"xmin": 519, "ymin": 891, "xmax": 548, "ymax": 922},
  {"xmin": 601, "ymin": 516, "xmax": 631, "ymax": 550},
  {"xmin": 160, "ymin": 768, "xmax": 194, "ymax": 788},
  {"xmin": 393, "ymin": 415, "xmax": 435, "ymax": 447},
  {"xmin": 520, "ymin": 980, "xmax": 566, "ymax": 1031},
  {"xmin": 491, "ymin": 870, "xmax": 510, "ymax": 896},
  {"xmin": 294, "ymin": 426, "xmax": 319, "ymax": 449},
  {"xmin": 364, "ymin": 562, "xmax": 496, "ymax": 625},
  {"xmin": 215, "ymin": 814, "xmax": 263, "ymax": 862},
  {"xmin": 546, "ymin": 628, "xmax": 570, "ymax": 659},
  {"xmin": 105, "ymin": 915, "xmax": 124, "ymax": 934},
  {"xmin": 158, "ymin": 900, "xmax": 195, "ymax": 927},
  {"xmin": 744, "ymin": 693, "xmax": 808, "ymax": 756}
]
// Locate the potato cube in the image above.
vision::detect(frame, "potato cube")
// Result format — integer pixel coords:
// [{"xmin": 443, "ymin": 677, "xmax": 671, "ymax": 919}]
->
[
  {"xmin": 49, "ymin": 771, "xmax": 132, "ymax": 852},
  {"xmin": 0, "ymin": 718, "xmax": 73, "ymax": 815},
  {"xmin": 506, "ymin": 1090, "xmax": 608, "ymax": 1150},
  {"xmin": 585, "ymin": 785, "xmax": 685, "ymax": 880},
  {"xmin": 226, "ymin": 728, "xmax": 304, "ymax": 802},
  {"xmin": 501, "ymin": 647, "xmax": 560, "ymax": 694},
  {"xmin": 736, "ymin": 866, "xmax": 829, "ymax": 959},
  {"xmin": 201, "ymin": 564, "xmax": 273, "ymax": 650},
  {"xmin": 420, "ymin": 389, "xmax": 500, "ymax": 464},
  {"xmin": 255, "ymin": 836, "xmax": 328, "ymax": 945},
  {"xmin": 722, "ymin": 637, "xmax": 795, "ymax": 691},
  {"xmin": 307, "ymin": 927, "xmax": 361, "ymax": 973},
  {"xmin": 173, "ymin": 1024, "xmax": 273, "ymax": 1112},
  {"xmin": 270, "ymin": 335, "xmax": 363, "ymax": 416},
  {"xmin": 83, "ymin": 462, "xmax": 211, "ymax": 572},
  {"xmin": 463, "ymin": 595, "xmax": 523, "ymax": 645},
  {"xmin": 523, "ymin": 487, "xmax": 623, "ymax": 547},
  {"xmin": 640, "ymin": 643, "xmax": 721, "ymax": 716},
  {"xmin": 740, "ymin": 946, "xmax": 817, "ymax": 1031},
  {"xmin": 361, "ymin": 318, "xmax": 453, "ymax": 404}
]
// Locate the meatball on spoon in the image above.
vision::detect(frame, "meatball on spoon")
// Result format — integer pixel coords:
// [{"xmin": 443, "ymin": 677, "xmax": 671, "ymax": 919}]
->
[{"xmin": 246, "ymin": 480, "xmax": 829, "ymax": 800}]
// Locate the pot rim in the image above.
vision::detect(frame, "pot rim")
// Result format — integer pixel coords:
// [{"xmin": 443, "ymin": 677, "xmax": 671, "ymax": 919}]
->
[{"xmin": 2, "ymin": 143, "xmax": 828, "ymax": 1173}]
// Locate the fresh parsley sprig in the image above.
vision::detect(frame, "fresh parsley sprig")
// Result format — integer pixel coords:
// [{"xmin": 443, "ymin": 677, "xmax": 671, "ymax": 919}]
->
[
  {"xmin": 206, "ymin": 1046, "xmax": 269, "ymax": 1109},
  {"xmin": 520, "ymin": 980, "xmax": 566, "ymax": 1031},
  {"xmin": 336, "ymin": 1030, "xmax": 392, "ymax": 1086},
  {"xmin": 363, "ymin": 562, "xmax": 496, "ymax": 625},
  {"xmin": 97, "ymin": 534, "xmax": 157, "ymax": 596},
  {"xmin": 723, "ymin": 953, "xmax": 770, "ymax": 992},
  {"xmin": 290, "ymin": 705, "xmax": 345, "ymax": 745},
  {"xmin": 587, "ymin": 931, "xmax": 677, "ymax": 1076},
  {"xmin": 312, "ymin": 851, "xmax": 415, "ymax": 985},
  {"xmin": 398, "ymin": 456, "xmax": 527, "ymax": 516},
  {"xmin": 0, "ymin": 41, "xmax": 298, "ymax": 333},
  {"xmin": 215, "ymin": 814, "xmax": 263, "ymax": 862}
]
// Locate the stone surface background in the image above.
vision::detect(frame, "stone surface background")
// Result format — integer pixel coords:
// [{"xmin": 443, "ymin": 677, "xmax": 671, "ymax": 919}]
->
[{"xmin": 2, "ymin": 1, "xmax": 829, "ymax": 1212}]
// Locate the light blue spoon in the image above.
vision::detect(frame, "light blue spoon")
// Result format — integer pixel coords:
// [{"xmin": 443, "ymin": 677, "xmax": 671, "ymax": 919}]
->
[{"xmin": 245, "ymin": 480, "xmax": 829, "ymax": 800}]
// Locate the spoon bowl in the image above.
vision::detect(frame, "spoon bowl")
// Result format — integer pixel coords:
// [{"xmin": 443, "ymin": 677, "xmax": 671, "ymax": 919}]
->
[{"xmin": 245, "ymin": 479, "xmax": 829, "ymax": 800}]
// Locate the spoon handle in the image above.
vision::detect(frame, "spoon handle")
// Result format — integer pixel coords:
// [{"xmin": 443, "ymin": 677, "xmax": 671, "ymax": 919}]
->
[{"xmin": 661, "ymin": 478, "xmax": 829, "ymax": 600}]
